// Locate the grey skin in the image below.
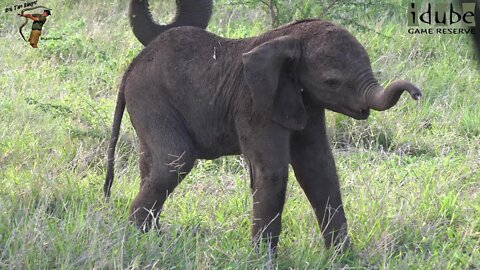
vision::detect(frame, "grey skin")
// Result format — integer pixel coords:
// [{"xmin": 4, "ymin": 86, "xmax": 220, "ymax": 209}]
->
[
  {"xmin": 105, "ymin": 0, "xmax": 422, "ymax": 251},
  {"xmin": 459, "ymin": 0, "xmax": 480, "ymax": 61},
  {"xmin": 129, "ymin": 0, "xmax": 212, "ymax": 46}
]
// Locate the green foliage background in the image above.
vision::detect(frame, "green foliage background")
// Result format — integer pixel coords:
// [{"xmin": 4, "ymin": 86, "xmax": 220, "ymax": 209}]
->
[{"xmin": 0, "ymin": 0, "xmax": 479, "ymax": 269}]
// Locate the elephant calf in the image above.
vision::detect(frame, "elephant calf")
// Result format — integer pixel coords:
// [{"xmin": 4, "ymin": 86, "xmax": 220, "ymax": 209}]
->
[{"xmin": 105, "ymin": 0, "xmax": 422, "ymax": 251}]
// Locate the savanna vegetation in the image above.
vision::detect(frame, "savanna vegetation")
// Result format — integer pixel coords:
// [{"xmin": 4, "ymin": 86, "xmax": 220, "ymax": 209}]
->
[{"xmin": 0, "ymin": 0, "xmax": 479, "ymax": 268}]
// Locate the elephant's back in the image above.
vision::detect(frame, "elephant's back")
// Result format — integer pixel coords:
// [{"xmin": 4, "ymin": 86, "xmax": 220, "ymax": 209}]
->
[{"xmin": 130, "ymin": 27, "xmax": 245, "ymax": 97}]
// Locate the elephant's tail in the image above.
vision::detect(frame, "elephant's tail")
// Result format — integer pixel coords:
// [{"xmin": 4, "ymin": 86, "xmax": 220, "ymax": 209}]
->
[
  {"xmin": 104, "ymin": 84, "xmax": 126, "ymax": 199},
  {"xmin": 130, "ymin": 0, "xmax": 213, "ymax": 46}
]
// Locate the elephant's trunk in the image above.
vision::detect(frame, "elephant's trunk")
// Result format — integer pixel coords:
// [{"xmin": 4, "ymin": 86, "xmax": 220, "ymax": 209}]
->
[
  {"xmin": 366, "ymin": 80, "xmax": 422, "ymax": 111},
  {"xmin": 130, "ymin": 0, "xmax": 213, "ymax": 46}
]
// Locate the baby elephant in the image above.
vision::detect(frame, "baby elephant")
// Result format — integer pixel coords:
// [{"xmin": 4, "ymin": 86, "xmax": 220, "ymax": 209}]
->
[{"xmin": 105, "ymin": 0, "xmax": 422, "ymax": 251}]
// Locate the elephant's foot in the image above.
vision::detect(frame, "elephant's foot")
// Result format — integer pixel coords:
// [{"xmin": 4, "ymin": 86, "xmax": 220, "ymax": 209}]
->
[
  {"xmin": 129, "ymin": 182, "xmax": 168, "ymax": 232},
  {"xmin": 251, "ymin": 230, "xmax": 281, "ymax": 255},
  {"xmin": 129, "ymin": 201, "xmax": 161, "ymax": 232},
  {"xmin": 323, "ymin": 225, "xmax": 351, "ymax": 252}
]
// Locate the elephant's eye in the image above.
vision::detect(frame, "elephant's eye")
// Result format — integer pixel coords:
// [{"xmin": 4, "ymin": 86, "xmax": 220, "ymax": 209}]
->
[{"xmin": 325, "ymin": 79, "xmax": 340, "ymax": 88}]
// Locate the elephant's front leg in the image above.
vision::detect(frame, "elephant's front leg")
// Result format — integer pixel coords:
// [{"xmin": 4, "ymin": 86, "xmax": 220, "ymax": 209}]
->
[
  {"xmin": 241, "ymin": 123, "xmax": 291, "ymax": 251},
  {"xmin": 250, "ymin": 161, "xmax": 288, "ymax": 250},
  {"xmin": 290, "ymin": 111, "xmax": 350, "ymax": 249}
]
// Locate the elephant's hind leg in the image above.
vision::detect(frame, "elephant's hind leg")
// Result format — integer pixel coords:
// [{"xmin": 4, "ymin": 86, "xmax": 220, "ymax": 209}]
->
[
  {"xmin": 129, "ymin": 114, "xmax": 197, "ymax": 232},
  {"xmin": 139, "ymin": 140, "xmax": 152, "ymax": 187}
]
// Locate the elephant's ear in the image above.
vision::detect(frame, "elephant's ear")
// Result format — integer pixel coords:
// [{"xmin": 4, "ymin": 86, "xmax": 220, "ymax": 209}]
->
[{"xmin": 242, "ymin": 36, "xmax": 306, "ymax": 130}]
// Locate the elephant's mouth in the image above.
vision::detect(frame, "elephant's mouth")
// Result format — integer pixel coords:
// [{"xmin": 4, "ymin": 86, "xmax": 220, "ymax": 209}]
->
[
  {"xmin": 329, "ymin": 105, "xmax": 370, "ymax": 120},
  {"xmin": 352, "ymin": 108, "xmax": 370, "ymax": 120}
]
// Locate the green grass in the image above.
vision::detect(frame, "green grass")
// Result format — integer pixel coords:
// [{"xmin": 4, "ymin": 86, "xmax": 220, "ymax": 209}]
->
[{"xmin": 1, "ymin": 0, "xmax": 479, "ymax": 269}]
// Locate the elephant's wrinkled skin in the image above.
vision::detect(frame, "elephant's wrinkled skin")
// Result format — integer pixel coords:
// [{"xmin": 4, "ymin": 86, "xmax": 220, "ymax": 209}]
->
[{"xmin": 105, "ymin": 0, "xmax": 422, "ymax": 251}]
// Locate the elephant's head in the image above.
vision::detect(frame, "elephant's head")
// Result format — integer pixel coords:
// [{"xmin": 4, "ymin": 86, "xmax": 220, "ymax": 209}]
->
[{"xmin": 242, "ymin": 21, "xmax": 422, "ymax": 130}]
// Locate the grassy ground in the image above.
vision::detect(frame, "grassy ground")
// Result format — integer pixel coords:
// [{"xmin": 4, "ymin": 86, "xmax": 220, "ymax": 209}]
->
[{"xmin": 1, "ymin": 0, "xmax": 479, "ymax": 269}]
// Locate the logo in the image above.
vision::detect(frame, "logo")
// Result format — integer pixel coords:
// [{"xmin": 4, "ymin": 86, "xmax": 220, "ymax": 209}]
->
[
  {"xmin": 4, "ymin": 1, "xmax": 61, "ymax": 48},
  {"xmin": 407, "ymin": 2, "xmax": 476, "ymax": 34}
]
